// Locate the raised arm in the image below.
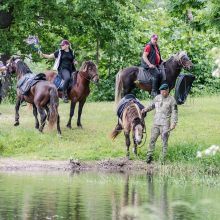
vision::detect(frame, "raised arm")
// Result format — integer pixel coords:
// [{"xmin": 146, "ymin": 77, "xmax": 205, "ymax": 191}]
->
[{"xmin": 40, "ymin": 52, "xmax": 55, "ymax": 59}]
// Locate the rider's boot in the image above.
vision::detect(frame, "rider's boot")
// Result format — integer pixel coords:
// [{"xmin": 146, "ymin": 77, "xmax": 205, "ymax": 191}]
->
[
  {"xmin": 151, "ymin": 76, "xmax": 159, "ymax": 98},
  {"xmin": 62, "ymin": 90, "xmax": 69, "ymax": 103}
]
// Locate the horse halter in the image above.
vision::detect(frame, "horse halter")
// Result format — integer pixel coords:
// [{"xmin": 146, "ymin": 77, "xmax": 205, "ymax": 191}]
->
[
  {"xmin": 178, "ymin": 55, "xmax": 191, "ymax": 69},
  {"xmin": 79, "ymin": 65, "xmax": 98, "ymax": 82}
]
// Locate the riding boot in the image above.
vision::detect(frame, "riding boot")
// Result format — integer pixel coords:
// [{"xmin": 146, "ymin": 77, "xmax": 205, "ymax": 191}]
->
[
  {"xmin": 151, "ymin": 76, "xmax": 159, "ymax": 98},
  {"xmin": 62, "ymin": 90, "xmax": 69, "ymax": 103}
]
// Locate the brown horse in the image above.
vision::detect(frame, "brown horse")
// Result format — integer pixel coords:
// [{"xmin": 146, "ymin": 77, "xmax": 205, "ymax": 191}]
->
[
  {"xmin": 115, "ymin": 51, "xmax": 193, "ymax": 105},
  {"xmin": 45, "ymin": 61, "xmax": 99, "ymax": 129},
  {"xmin": 7, "ymin": 57, "xmax": 61, "ymax": 134},
  {"xmin": 111, "ymin": 101, "xmax": 145, "ymax": 158}
]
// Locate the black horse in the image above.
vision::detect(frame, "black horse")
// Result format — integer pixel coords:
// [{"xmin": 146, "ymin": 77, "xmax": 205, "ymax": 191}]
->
[{"xmin": 115, "ymin": 51, "xmax": 193, "ymax": 105}]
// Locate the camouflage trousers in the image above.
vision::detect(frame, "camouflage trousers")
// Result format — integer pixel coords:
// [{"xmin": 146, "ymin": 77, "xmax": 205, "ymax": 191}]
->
[{"xmin": 147, "ymin": 124, "xmax": 170, "ymax": 160}]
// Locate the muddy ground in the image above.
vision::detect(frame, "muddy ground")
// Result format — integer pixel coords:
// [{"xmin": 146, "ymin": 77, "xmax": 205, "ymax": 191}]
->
[{"xmin": 0, "ymin": 158, "xmax": 156, "ymax": 173}]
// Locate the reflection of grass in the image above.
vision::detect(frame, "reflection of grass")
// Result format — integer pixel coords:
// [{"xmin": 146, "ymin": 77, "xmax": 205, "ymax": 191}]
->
[
  {"xmin": 121, "ymin": 200, "xmax": 214, "ymax": 220},
  {"xmin": 0, "ymin": 96, "xmax": 220, "ymax": 170}
]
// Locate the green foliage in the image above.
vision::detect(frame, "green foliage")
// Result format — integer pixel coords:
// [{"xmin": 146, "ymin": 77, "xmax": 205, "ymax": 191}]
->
[{"xmin": 1, "ymin": 0, "xmax": 220, "ymax": 101}]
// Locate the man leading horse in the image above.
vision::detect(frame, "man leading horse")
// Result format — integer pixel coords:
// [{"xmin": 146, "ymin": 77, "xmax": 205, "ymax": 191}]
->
[{"xmin": 141, "ymin": 34, "xmax": 164, "ymax": 97}]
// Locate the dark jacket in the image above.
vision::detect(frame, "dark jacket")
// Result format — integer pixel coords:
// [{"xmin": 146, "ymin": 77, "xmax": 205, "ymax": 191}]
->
[{"xmin": 141, "ymin": 42, "xmax": 162, "ymax": 69}]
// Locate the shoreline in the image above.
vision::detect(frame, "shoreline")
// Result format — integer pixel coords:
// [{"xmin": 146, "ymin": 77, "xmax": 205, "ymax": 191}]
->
[
  {"xmin": 0, "ymin": 158, "xmax": 154, "ymax": 172},
  {"xmin": 0, "ymin": 158, "xmax": 219, "ymax": 176}
]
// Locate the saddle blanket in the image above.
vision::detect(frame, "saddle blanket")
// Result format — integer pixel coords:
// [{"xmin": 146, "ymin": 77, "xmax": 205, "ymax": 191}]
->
[
  {"xmin": 137, "ymin": 65, "xmax": 166, "ymax": 84},
  {"xmin": 17, "ymin": 73, "xmax": 46, "ymax": 95},
  {"xmin": 137, "ymin": 67, "xmax": 153, "ymax": 84},
  {"xmin": 53, "ymin": 74, "xmax": 64, "ymax": 90},
  {"xmin": 116, "ymin": 94, "xmax": 145, "ymax": 119}
]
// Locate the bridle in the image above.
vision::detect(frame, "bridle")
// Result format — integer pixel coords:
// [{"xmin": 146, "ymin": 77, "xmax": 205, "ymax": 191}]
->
[
  {"xmin": 178, "ymin": 55, "xmax": 191, "ymax": 69},
  {"xmin": 79, "ymin": 66, "xmax": 99, "ymax": 83}
]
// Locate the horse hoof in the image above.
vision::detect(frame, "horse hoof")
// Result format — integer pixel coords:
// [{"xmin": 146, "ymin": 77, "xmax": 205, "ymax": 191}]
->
[
  {"xmin": 66, "ymin": 124, "xmax": 72, "ymax": 129},
  {"xmin": 14, "ymin": 122, "xmax": 19, "ymax": 126},
  {"xmin": 77, "ymin": 124, "xmax": 83, "ymax": 129},
  {"xmin": 35, "ymin": 125, "xmax": 39, "ymax": 129}
]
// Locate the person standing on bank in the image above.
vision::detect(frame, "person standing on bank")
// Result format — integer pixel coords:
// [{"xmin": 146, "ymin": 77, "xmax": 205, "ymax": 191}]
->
[
  {"xmin": 40, "ymin": 39, "xmax": 76, "ymax": 103},
  {"xmin": 141, "ymin": 34, "xmax": 163, "ymax": 97},
  {"xmin": 142, "ymin": 83, "xmax": 178, "ymax": 164}
]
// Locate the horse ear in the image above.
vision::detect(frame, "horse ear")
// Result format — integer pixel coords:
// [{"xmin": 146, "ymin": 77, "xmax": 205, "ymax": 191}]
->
[{"xmin": 82, "ymin": 62, "xmax": 88, "ymax": 72}]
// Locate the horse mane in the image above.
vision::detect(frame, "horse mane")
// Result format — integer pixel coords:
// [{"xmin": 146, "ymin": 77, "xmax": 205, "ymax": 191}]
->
[
  {"xmin": 15, "ymin": 59, "xmax": 32, "ymax": 76},
  {"xmin": 125, "ymin": 102, "xmax": 142, "ymax": 123},
  {"xmin": 166, "ymin": 51, "xmax": 187, "ymax": 64},
  {"xmin": 79, "ymin": 60, "xmax": 96, "ymax": 72}
]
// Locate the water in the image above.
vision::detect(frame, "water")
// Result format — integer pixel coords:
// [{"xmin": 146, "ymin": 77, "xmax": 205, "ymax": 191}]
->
[{"xmin": 0, "ymin": 172, "xmax": 219, "ymax": 220}]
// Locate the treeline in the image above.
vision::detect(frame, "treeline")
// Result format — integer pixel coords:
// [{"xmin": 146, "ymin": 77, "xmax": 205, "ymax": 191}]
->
[{"xmin": 0, "ymin": 0, "xmax": 220, "ymax": 102}]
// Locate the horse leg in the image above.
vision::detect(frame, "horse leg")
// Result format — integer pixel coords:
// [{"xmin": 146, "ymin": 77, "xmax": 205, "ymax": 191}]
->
[
  {"xmin": 77, "ymin": 99, "xmax": 86, "ymax": 128},
  {"xmin": 45, "ymin": 105, "xmax": 50, "ymax": 121},
  {"xmin": 14, "ymin": 97, "xmax": 22, "ymax": 126},
  {"xmin": 57, "ymin": 114, "xmax": 61, "ymax": 135},
  {"xmin": 37, "ymin": 107, "xmax": 47, "ymax": 132},
  {"xmin": 124, "ymin": 132, "xmax": 130, "ymax": 159},
  {"xmin": 66, "ymin": 100, "xmax": 76, "ymax": 129},
  {"xmin": 133, "ymin": 143, "xmax": 138, "ymax": 156},
  {"xmin": 33, "ymin": 104, "xmax": 39, "ymax": 129}
]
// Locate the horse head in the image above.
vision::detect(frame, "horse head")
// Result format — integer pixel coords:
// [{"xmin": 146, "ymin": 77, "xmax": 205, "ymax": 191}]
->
[
  {"xmin": 6, "ymin": 56, "xmax": 32, "ymax": 79},
  {"xmin": 174, "ymin": 51, "xmax": 193, "ymax": 70},
  {"xmin": 80, "ymin": 61, "xmax": 99, "ymax": 83},
  {"xmin": 132, "ymin": 117, "xmax": 145, "ymax": 145}
]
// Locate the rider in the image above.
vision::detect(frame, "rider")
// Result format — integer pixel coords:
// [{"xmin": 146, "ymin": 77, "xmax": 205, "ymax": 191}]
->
[
  {"xmin": 141, "ymin": 34, "xmax": 162, "ymax": 97},
  {"xmin": 40, "ymin": 39, "xmax": 76, "ymax": 103}
]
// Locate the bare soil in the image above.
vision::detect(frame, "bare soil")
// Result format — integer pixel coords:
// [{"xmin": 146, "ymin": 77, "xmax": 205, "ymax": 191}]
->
[{"xmin": 0, "ymin": 158, "xmax": 156, "ymax": 173}]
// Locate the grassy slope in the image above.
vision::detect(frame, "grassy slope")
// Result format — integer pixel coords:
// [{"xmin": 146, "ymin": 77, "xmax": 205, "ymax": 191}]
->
[{"xmin": 0, "ymin": 96, "xmax": 220, "ymax": 168}]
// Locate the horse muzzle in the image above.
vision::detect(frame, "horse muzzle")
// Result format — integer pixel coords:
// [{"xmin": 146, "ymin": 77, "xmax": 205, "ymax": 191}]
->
[{"xmin": 93, "ymin": 76, "xmax": 99, "ymax": 84}]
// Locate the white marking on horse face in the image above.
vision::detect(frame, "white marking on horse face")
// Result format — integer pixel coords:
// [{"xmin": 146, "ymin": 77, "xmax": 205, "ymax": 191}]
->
[{"xmin": 134, "ymin": 124, "xmax": 143, "ymax": 144}]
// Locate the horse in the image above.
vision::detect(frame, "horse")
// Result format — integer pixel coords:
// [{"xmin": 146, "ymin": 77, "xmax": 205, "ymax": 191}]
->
[
  {"xmin": 6, "ymin": 57, "xmax": 61, "ymax": 134},
  {"xmin": 111, "ymin": 101, "xmax": 145, "ymax": 159},
  {"xmin": 45, "ymin": 61, "xmax": 99, "ymax": 129},
  {"xmin": 115, "ymin": 51, "xmax": 193, "ymax": 105}
]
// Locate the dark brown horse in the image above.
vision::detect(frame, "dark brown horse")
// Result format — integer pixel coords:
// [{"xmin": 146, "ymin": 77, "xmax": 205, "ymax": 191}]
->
[
  {"xmin": 7, "ymin": 57, "xmax": 61, "ymax": 134},
  {"xmin": 45, "ymin": 61, "xmax": 99, "ymax": 129},
  {"xmin": 115, "ymin": 51, "xmax": 193, "ymax": 105}
]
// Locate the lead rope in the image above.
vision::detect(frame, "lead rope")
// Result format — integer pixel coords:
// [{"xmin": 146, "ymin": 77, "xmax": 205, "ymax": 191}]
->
[{"xmin": 138, "ymin": 124, "xmax": 147, "ymax": 148}]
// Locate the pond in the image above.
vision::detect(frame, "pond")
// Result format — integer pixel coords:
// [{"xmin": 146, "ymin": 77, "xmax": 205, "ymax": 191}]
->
[{"xmin": 0, "ymin": 171, "xmax": 219, "ymax": 220}]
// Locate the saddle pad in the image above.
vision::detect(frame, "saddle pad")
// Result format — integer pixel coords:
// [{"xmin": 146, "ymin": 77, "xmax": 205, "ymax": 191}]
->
[
  {"xmin": 53, "ymin": 74, "xmax": 64, "ymax": 90},
  {"xmin": 174, "ymin": 74, "xmax": 195, "ymax": 105},
  {"xmin": 17, "ymin": 73, "xmax": 46, "ymax": 95},
  {"xmin": 137, "ymin": 67, "xmax": 152, "ymax": 83},
  {"xmin": 116, "ymin": 94, "xmax": 145, "ymax": 119}
]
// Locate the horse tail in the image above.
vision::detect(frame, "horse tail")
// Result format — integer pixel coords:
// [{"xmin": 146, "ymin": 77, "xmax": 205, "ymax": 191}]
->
[
  {"xmin": 110, "ymin": 123, "xmax": 123, "ymax": 140},
  {"xmin": 48, "ymin": 87, "xmax": 59, "ymax": 129},
  {"xmin": 115, "ymin": 70, "xmax": 123, "ymax": 106}
]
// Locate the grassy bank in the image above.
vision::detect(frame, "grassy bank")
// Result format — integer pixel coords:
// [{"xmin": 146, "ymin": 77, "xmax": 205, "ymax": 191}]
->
[{"xmin": 0, "ymin": 96, "xmax": 220, "ymax": 171}]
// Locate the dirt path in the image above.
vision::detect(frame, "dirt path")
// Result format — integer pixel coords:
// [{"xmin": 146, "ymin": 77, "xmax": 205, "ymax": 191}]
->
[{"xmin": 0, "ymin": 158, "xmax": 155, "ymax": 172}]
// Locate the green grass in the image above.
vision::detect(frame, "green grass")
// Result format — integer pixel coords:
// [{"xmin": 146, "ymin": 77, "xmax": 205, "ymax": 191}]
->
[{"xmin": 0, "ymin": 95, "xmax": 220, "ymax": 169}]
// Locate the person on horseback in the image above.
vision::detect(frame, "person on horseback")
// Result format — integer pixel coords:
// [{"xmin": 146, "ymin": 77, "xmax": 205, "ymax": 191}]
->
[
  {"xmin": 141, "ymin": 34, "xmax": 163, "ymax": 97},
  {"xmin": 40, "ymin": 39, "xmax": 77, "ymax": 103}
]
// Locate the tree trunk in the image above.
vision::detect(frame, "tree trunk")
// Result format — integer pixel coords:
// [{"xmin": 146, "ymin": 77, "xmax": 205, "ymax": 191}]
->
[
  {"xmin": 0, "ymin": 54, "xmax": 11, "ymax": 101},
  {"xmin": 0, "ymin": 1, "xmax": 13, "ymax": 29},
  {"xmin": 96, "ymin": 37, "xmax": 100, "ymax": 66}
]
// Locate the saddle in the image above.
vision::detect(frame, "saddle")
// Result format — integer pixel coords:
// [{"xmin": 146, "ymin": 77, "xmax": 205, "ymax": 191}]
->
[
  {"xmin": 116, "ymin": 94, "xmax": 145, "ymax": 119},
  {"xmin": 17, "ymin": 73, "xmax": 46, "ymax": 95},
  {"xmin": 53, "ymin": 71, "xmax": 78, "ymax": 91},
  {"xmin": 136, "ymin": 64, "xmax": 166, "ymax": 84}
]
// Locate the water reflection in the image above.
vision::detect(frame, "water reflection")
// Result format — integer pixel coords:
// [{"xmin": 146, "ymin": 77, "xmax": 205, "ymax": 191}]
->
[{"xmin": 0, "ymin": 172, "xmax": 219, "ymax": 220}]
